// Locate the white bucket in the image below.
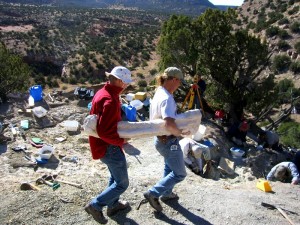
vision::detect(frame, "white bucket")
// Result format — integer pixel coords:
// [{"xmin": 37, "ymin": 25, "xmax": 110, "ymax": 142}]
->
[
  {"xmin": 32, "ymin": 106, "xmax": 47, "ymax": 118},
  {"xmin": 192, "ymin": 124, "xmax": 206, "ymax": 141}
]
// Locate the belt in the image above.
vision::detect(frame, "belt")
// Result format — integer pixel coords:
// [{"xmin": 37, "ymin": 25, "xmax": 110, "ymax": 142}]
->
[{"xmin": 157, "ymin": 135, "xmax": 176, "ymax": 144}]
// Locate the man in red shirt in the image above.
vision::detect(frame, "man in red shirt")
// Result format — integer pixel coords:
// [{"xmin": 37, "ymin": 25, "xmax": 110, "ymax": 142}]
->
[{"xmin": 84, "ymin": 66, "xmax": 132, "ymax": 224}]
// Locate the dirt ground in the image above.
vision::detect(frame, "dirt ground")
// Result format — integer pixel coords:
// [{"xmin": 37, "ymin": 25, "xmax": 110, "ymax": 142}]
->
[{"xmin": 0, "ymin": 97, "xmax": 299, "ymax": 225}]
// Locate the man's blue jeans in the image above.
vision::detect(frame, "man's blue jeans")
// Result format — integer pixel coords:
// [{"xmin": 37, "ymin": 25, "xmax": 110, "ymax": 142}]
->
[
  {"xmin": 90, "ymin": 145, "xmax": 129, "ymax": 211},
  {"xmin": 148, "ymin": 137, "xmax": 187, "ymax": 198}
]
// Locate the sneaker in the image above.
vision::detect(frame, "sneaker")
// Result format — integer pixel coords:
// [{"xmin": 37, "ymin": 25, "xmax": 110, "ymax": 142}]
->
[
  {"xmin": 160, "ymin": 192, "xmax": 179, "ymax": 202},
  {"xmin": 143, "ymin": 191, "xmax": 163, "ymax": 212},
  {"xmin": 107, "ymin": 200, "xmax": 130, "ymax": 217},
  {"xmin": 84, "ymin": 203, "xmax": 108, "ymax": 224}
]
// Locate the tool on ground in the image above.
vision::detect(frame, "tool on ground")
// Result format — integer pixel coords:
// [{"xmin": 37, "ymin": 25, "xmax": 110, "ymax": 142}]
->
[
  {"xmin": 36, "ymin": 176, "xmax": 60, "ymax": 190},
  {"xmin": 20, "ymin": 182, "xmax": 41, "ymax": 191},
  {"xmin": 261, "ymin": 202, "xmax": 296, "ymax": 225},
  {"xmin": 136, "ymin": 198, "xmax": 148, "ymax": 210},
  {"xmin": 180, "ymin": 75, "xmax": 205, "ymax": 117},
  {"xmin": 50, "ymin": 175, "xmax": 83, "ymax": 189},
  {"xmin": 12, "ymin": 145, "xmax": 28, "ymax": 155}
]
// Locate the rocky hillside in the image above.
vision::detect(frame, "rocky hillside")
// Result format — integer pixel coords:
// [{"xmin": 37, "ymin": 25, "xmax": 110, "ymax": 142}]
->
[{"xmin": 236, "ymin": 0, "xmax": 300, "ymax": 84}]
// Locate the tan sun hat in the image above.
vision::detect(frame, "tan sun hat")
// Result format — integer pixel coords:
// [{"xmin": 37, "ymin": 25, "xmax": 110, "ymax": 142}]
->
[{"xmin": 162, "ymin": 67, "xmax": 188, "ymax": 85}]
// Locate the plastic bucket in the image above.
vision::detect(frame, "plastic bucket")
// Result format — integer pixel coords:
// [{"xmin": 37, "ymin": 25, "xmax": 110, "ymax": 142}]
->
[
  {"xmin": 122, "ymin": 104, "xmax": 136, "ymax": 122},
  {"xmin": 39, "ymin": 145, "xmax": 54, "ymax": 159},
  {"xmin": 29, "ymin": 85, "xmax": 43, "ymax": 101}
]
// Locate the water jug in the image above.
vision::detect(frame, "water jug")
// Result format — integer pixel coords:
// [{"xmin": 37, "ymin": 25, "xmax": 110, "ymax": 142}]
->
[
  {"xmin": 122, "ymin": 104, "xmax": 136, "ymax": 122},
  {"xmin": 29, "ymin": 85, "xmax": 43, "ymax": 102},
  {"xmin": 28, "ymin": 95, "xmax": 34, "ymax": 107}
]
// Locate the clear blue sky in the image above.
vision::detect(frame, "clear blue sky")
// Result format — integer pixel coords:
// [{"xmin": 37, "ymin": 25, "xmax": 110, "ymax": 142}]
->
[{"xmin": 209, "ymin": 0, "xmax": 244, "ymax": 6}]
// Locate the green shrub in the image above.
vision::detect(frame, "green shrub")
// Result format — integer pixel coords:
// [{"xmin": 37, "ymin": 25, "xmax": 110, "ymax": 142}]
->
[
  {"xmin": 278, "ymin": 17, "xmax": 289, "ymax": 25},
  {"xmin": 290, "ymin": 61, "xmax": 300, "ymax": 74},
  {"xmin": 267, "ymin": 12, "xmax": 283, "ymax": 24},
  {"xmin": 138, "ymin": 80, "xmax": 147, "ymax": 87},
  {"xmin": 266, "ymin": 26, "xmax": 279, "ymax": 37},
  {"xmin": 290, "ymin": 22, "xmax": 300, "ymax": 33},
  {"xmin": 278, "ymin": 121, "xmax": 300, "ymax": 148},
  {"xmin": 136, "ymin": 73, "xmax": 144, "ymax": 78},
  {"xmin": 278, "ymin": 3, "xmax": 287, "ymax": 12},
  {"xmin": 89, "ymin": 78, "xmax": 101, "ymax": 85},
  {"xmin": 278, "ymin": 29, "xmax": 289, "ymax": 39},
  {"xmin": 294, "ymin": 41, "xmax": 300, "ymax": 54},
  {"xmin": 277, "ymin": 40, "xmax": 290, "ymax": 50},
  {"xmin": 141, "ymin": 61, "xmax": 148, "ymax": 68},
  {"xmin": 288, "ymin": 6, "xmax": 299, "ymax": 15},
  {"xmin": 276, "ymin": 78, "xmax": 294, "ymax": 93},
  {"xmin": 149, "ymin": 68, "xmax": 157, "ymax": 76},
  {"xmin": 288, "ymin": 0, "xmax": 295, "ymax": 5},
  {"xmin": 68, "ymin": 76, "xmax": 77, "ymax": 84},
  {"xmin": 272, "ymin": 55, "xmax": 292, "ymax": 72},
  {"xmin": 247, "ymin": 21, "xmax": 256, "ymax": 30}
]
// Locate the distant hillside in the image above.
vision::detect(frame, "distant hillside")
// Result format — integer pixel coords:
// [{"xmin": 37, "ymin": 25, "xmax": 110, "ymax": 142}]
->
[
  {"xmin": 0, "ymin": 0, "xmax": 217, "ymax": 16},
  {"xmin": 236, "ymin": 0, "xmax": 300, "ymax": 82}
]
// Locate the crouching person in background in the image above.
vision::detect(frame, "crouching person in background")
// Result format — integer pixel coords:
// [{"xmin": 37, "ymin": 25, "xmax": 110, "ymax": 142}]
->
[
  {"xmin": 227, "ymin": 120, "xmax": 249, "ymax": 147},
  {"xmin": 258, "ymin": 130, "xmax": 281, "ymax": 151},
  {"xmin": 267, "ymin": 161, "xmax": 300, "ymax": 185}
]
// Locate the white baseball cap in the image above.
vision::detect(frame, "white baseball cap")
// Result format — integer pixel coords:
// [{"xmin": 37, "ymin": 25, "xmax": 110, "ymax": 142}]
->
[{"xmin": 105, "ymin": 66, "xmax": 133, "ymax": 84}]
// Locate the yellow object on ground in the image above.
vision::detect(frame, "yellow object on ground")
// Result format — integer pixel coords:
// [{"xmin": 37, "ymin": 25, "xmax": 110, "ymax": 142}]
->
[
  {"xmin": 134, "ymin": 92, "xmax": 147, "ymax": 101},
  {"xmin": 256, "ymin": 179, "xmax": 272, "ymax": 192}
]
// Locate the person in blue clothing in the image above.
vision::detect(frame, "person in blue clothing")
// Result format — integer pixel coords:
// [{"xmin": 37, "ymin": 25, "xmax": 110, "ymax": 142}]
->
[{"xmin": 267, "ymin": 161, "xmax": 299, "ymax": 185}]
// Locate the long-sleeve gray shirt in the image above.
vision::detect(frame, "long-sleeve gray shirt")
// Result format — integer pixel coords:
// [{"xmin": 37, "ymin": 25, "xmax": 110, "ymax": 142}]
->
[{"xmin": 267, "ymin": 162, "xmax": 300, "ymax": 183}]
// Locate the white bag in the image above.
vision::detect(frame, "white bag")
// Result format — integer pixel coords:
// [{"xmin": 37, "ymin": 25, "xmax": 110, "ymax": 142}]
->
[{"xmin": 82, "ymin": 114, "xmax": 100, "ymax": 138}]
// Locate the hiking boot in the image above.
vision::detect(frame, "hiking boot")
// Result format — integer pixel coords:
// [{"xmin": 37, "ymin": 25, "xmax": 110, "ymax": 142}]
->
[
  {"xmin": 107, "ymin": 200, "xmax": 130, "ymax": 217},
  {"xmin": 84, "ymin": 203, "xmax": 108, "ymax": 224},
  {"xmin": 160, "ymin": 192, "xmax": 179, "ymax": 202},
  {"xmin": 143, "ymin": 191, "xmax": 163, "ymax": 212}
]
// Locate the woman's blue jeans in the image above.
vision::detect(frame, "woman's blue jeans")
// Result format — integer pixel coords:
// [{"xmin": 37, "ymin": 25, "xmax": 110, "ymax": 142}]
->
[
  {"xmin": 149, "ymin": 137, "xmax": 187, "ymax": 198},
  {"xmin": 91, "ymin": 145, "xmax": 129, "ymax": 211}
]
